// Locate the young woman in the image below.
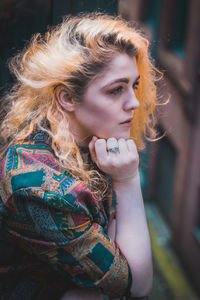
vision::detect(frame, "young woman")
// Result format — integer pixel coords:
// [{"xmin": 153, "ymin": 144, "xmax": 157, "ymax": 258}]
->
[{"xmin": 0, "ymin": 13, "xmax": 159, "ymax": 300}]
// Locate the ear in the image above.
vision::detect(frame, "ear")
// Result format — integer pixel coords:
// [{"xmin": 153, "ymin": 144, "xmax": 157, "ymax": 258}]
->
[{"xmin": 55, "ymin": 86, "xmax": 75, "ymax": 112}]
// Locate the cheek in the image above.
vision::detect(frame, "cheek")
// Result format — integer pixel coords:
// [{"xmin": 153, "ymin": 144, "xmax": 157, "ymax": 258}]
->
[{"xmin": 86, "ymin": 103, "xmax": 114, "ymax": 123}]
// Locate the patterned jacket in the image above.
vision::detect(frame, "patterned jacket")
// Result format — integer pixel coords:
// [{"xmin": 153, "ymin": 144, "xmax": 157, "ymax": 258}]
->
[{"xmin": 0, "ymin": 129, "xmax": 132, "ymax": 299}]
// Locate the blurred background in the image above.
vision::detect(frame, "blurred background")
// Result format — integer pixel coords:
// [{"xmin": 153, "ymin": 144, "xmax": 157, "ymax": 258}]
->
[{"xmin": 0, "ymin": 1, "xmax": 199, "ymax": 299}]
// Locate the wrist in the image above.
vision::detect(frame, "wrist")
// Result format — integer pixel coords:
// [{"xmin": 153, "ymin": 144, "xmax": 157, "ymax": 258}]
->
[{"xmin": 111, "ymin": 171, "xmax": 140, "ymax": 185}]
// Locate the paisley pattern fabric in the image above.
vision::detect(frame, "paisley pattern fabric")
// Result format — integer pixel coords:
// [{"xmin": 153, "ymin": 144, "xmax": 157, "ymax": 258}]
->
[{"xmin": 0, "ymin": 129, "xmax": 132, "ymax": 299}]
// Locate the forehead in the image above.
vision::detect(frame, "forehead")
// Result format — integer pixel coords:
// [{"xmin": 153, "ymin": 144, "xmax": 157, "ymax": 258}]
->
[{"xmin": 93, "ymin": 53, "xmax": 139, "ymax": 88}]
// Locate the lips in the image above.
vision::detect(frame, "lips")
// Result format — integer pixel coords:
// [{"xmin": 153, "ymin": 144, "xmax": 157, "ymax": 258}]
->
[
  {"xmin": 120, "ymin": 118, "xmax": 133, "ymax": 124},
  {"xmin": 119, "ymin": 118, "xmax": 133, "ymax": 128}
]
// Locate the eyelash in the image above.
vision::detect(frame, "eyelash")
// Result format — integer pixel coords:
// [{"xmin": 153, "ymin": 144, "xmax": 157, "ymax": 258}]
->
[{"xmin": 109, "ymin": 81, "xmax": 139, "ymax": 95}]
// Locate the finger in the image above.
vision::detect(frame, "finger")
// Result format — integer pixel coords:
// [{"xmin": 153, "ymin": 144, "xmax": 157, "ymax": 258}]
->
[
  {"xmin": 95, "ymin": 139, "xmax": 107, "ymax": 162},
  {"xmin": 88, "ymin": 136, "xmax": 98, "ymax": 162},
  {"xmin": 127, "ymin": 139, "xmax": 137, "ymax": 152},
  {"xmin": 118, "ymin": 138, "xmax": 129, "ymax": 154},
  {"xmin": 107, "ymin": 137, "xmax": 118, "ymax": 152}
]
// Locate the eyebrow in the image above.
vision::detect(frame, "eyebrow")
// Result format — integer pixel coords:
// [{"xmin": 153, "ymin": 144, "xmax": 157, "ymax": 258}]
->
[{"xmin": 103, "ymin": 75, "xmax": 140, "ymax": 89}]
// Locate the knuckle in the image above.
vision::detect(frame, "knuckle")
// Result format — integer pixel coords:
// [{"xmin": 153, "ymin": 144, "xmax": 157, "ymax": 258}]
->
[
  {"xmin": 107, "ymin": 138, "xmax": 118, "ymax": 149},
  {"xmin": 130, "ymin": 153, "xmax": 138, "ymax": 160},
  {"xmin": 132, "ymin": 156, "xmax": 139, "ymax": 165},
  {"xmin": 127, "ymin": 138, "xmax": 135, "ymax": 144},
  {"xmin": 127, "ymin": 153, "xmax": 138, "ymax": 163},
  {"xmin": 127, "ymin": 139, "xmax": 137, "ymax": 148},
  {"xmin": 107, "ymin": 137, "xmax": 117, "ymax": 143},
  {"xmin": 96, "ymin": 139, "xmax": 105, "ymax": 146},
  {"xmin": 118, "ymin": 138, "xmax": 125, "ymax": 143},
  {"xmin": 95, "ymin": 140, "xmax": 106, "ymax": 151}
]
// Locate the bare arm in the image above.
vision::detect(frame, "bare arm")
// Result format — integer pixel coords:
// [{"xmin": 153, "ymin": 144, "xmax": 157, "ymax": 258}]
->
[
  {"xmin": 113, "ymin": 175, "xmax": 153, "ymax": 298},
  {"xmin": 89, "ymin": 136, "xmax": 153, "ymax": 298},
  {"xmin": 61, "ymin": 137, "xmax": 152, "ymax": 300}
]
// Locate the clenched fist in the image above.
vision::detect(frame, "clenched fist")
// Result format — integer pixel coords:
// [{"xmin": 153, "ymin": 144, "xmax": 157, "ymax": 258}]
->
[{"xmin": 89, "ymin": 136, "xmax": 139, "ymax": 183}]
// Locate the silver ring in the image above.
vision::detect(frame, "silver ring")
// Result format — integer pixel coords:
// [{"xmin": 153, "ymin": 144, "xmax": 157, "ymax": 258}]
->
[{"xmin": 108, "ymin": 147, "xmax": 119, "ymax": 153}]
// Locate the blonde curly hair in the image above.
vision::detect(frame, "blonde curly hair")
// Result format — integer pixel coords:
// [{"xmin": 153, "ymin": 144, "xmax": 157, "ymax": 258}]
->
[{"xmin": 0, "ymin": 12, "xmax": 161, "ymax": 200}]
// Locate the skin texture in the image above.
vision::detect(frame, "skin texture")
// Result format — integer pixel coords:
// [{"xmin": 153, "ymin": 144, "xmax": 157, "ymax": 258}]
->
[
  {"xmin": 58, "ymin": 53, "xmax": 153, "ymax": 299},
  {"xmin": 89, "ymin": 137, "xmax": 153, "ymax": 298},
  {"xmin": 89, "ymin": 136, "xmax": 139, "ymax": 182},
  {"xmin": 57, "ymin": 54, "xmax": 140, "ymax": 146}
]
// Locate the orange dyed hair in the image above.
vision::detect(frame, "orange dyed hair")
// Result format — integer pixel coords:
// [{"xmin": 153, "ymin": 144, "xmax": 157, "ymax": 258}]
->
[{"xmin": 0, "ymin": 12, "xmax": 161, "ymax": 198}]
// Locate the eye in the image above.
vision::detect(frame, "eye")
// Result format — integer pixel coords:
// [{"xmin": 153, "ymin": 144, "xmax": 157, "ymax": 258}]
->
[
  {"xmin": 133, "ymin": 80, "xmax": 139, "ymax": 90},
  {"xmin": 109, "ymin": 86, "xmax": 123, "ymax": 95}
]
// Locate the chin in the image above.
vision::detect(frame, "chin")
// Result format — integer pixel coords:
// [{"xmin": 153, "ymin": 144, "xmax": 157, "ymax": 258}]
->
[
  {"xmin": 112, "ymin": 133, "xmax": 130, "ymax": 140},
  {"xmin": 118, "ymin": 131, "xmax": 131, "ymax": 139},
  {"xmin": 97, "ymin": 130, "xmax": 130, "ymax": 140}
]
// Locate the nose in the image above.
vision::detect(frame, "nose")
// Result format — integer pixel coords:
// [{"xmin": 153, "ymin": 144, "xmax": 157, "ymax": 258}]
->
[{"xmin": 123, "ymin": 90, "xmax": 140, "ymax": 111}]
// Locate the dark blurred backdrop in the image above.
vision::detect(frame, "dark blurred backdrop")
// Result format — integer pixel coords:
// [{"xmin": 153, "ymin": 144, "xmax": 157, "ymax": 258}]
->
[{"xmin": 118, "ymin": 0, "xmax": 200, "ymax": 297}]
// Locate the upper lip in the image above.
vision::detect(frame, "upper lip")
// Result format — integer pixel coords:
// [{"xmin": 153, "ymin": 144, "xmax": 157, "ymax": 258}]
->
[{"xmin": 120, "ymin": 118, "xmax": 133, "ymax": 124}]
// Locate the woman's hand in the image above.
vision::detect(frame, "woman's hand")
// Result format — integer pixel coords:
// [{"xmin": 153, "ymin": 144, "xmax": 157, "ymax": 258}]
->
[
  {"xmin": 89, "ymin": 136, "xmax": 139, "ymax": 183},
  {"xmin": 89, "ymin": 136, "xmax": 153, "ymax": 298}
]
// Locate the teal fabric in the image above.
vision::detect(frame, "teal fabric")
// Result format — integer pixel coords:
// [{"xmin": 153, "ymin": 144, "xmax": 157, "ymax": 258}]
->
[{"xmin": 0, "ymin": 128, "xmax": 132, "ymax": 299}]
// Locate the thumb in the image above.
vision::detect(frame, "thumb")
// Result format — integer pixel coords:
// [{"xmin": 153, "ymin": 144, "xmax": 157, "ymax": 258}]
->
[{"xmin": 89, "ymin": 136, "xmax": 98, "ymax": 163}]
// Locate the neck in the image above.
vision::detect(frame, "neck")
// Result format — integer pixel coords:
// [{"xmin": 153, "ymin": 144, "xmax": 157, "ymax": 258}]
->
[{"xmin": 74, "ymin": 135, "xmax": 92, "ymax": 148}]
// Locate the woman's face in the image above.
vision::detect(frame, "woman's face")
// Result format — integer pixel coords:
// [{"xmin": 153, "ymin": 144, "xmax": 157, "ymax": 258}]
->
[{"xmin": 70, "ymin": 53, "xmax": 140, "ymax": 146}]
